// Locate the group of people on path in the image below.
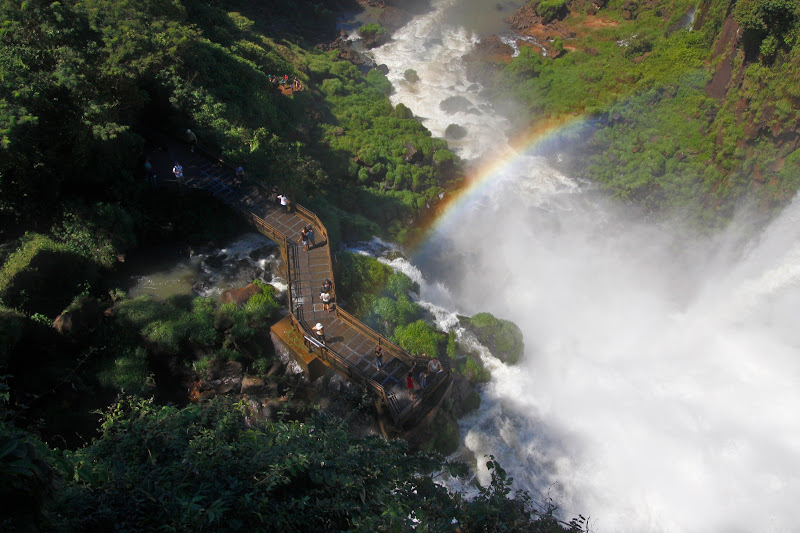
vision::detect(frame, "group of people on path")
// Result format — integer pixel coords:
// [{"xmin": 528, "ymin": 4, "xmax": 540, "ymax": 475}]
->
[{"xmin": 406, "ymin": 356, "xmax": 443, "ymax": 401}]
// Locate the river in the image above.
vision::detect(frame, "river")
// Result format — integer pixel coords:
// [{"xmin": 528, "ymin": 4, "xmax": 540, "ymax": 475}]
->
[{"xmin": 359, "ymin": 1, "xmax": 800, "ymax": 531}]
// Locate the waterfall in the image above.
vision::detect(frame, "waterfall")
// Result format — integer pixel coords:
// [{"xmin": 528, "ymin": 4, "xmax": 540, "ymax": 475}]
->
[{"xmin": 361, "ymin": 1, "xmax": 800, "ymax": 530}]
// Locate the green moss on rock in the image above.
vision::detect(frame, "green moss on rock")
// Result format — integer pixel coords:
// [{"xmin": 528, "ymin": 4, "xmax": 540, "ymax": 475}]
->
[{"xmin": 459, "ymin": 312, "xmax": 524, "ymax": 365}]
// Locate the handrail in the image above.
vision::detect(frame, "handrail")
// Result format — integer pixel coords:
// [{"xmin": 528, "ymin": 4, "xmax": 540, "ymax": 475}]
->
[
  {"xmin": 182, "ymin": 140, "xmax": 450, "ymax": 425},
  {"xmin": 334, "ymin": 307, "xmax": 418, "ymax": 368}
]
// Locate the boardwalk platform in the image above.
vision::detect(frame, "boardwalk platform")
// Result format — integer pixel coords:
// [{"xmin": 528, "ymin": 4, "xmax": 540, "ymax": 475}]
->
[{"xmin": 148, "ymin": 133, "xmax": 451, "ymax": 428}]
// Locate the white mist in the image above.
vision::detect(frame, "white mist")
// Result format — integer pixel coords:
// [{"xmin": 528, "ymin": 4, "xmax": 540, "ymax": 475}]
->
[{"xmin": 363, "ymin": 1, "xmax": 800, "ymax": 530}]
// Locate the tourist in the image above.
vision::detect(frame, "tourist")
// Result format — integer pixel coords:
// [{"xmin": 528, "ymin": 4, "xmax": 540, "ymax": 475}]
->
[
  {"xmin": 186, "ymin": 128, "xmax": 197, "ymax": 152},
  {"xmin": 270, "ymin": 185, "xmax": 279, "ymax": 204},
  {"xmin": 279, "ymin": 193, "xmax": 289, "ymax": 213},
  {"xmin": 306, "ymin": 225, "xmax": 316, "ymax": 248},
  {"xmin": 320, "ymin": 290, "xmax": 332, "ymax": 312},
  {"xmin": 427, "ymin": 357, "xmax": 442, "ymax": 374},
  {"xmin": 313, "ymin": 322, "xmax": 325, "ymax": 345},
  {"xmin": 298, "ymin": 227, "xmax": 310, "ymax": 251},
  {"xmin": 321, "ymin": 279, "xmax": 332, "ymax": 294},
  {"xmin": 144, "ymin": 158, "xmax": 156, "ymax": 187},
  {"xmin": 233, "ymin": 166, "xmax": 244, "ymax": 188},
  {"xmin": 406, "ymin": 372, "xmax": 415, "ymax": 400},
  {"xmin": 420, "ymin": 370, "xmax": 429, "ymax": 390},
  {"xmin": 172, "ymin": 162, "xmax": 184, "ymax": 184},
  {"xmin": 374, "ymin": 345, "xmax": 384, "ymax": 369}
]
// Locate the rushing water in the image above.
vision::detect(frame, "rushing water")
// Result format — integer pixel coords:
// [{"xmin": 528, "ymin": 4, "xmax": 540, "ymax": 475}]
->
[
  {"xmin": 359, "ymin": 1, "xmax": 800, "ymax": 531},
  {"xmin": 126, "ymin": 233, "xmax": 286, "ymax": 300}
]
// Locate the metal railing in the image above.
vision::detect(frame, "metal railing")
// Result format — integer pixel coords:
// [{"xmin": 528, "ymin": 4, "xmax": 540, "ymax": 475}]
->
[{"xmin": 186, "ymin": 142, "xmax": 449, "ymax": 426}]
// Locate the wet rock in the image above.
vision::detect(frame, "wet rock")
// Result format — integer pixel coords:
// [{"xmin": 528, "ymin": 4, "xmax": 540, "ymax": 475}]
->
[
  {"xmin": 449, "ymin": 373, "xmax": 481, "ymax": 417},
  {"xmin": 458, "ymin": 312, "xmax": 524, "ymax": 365},
  {"xmin": 379, "ymin": 6, "xmax": 412, "ymax": 31},
  {"xmin": 445, "ymin": 123, "xmax": 468, "ymax": 140},
  {"xmin": 375, "ymin": 64, "xmax": 390, "ymax": 75},
  {"xmin": 192, "ymin": 282, "xmax": 209, "ymax": 294},
  {"xmin": 220, "ymin": 282, "xmax": 262, "ymax": 307},
  {"xmin": 506, "ymin": 2, "xmax": 543, "ymax": 31},
  {"xmin": 203, "ymin": 254, "xmax": 227, "ymax": 269},
  {"xmin": 439, "ymin": 95, "xmax": 475, "ymax": 115},
  {"xmin": 404, "ymin": 69, "xmax": 420, "ymax": 83}
]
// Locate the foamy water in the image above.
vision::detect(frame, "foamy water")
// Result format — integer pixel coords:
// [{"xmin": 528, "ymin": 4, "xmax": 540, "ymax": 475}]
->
[{"xmin": 364, "ymin": 2, "xmax": 800, "ymax": 531}]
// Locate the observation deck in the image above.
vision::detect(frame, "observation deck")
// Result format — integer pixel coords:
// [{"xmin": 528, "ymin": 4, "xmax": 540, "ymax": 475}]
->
[{"xmin": 164, "ymin": 140, "xmax": 451, "ymax": 430}]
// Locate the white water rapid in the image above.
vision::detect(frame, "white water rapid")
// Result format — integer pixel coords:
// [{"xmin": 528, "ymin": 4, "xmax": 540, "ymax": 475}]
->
[{"xmin": 362, "ymin": 1, "xmax": 800, "ymax": 531}]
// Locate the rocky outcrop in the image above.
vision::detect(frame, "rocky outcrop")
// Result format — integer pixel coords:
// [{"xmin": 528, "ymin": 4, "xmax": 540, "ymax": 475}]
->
[
  {"xmin": 462, "ymin": 35, "xmax": 514, "ymax": 85},
  {"xmin": 52, "ymin": 296, "xmax": 102, "ymax": 336},
  {"xmin": 459, "ymin": 312, "xmax": 524, "ymax": 365},
  {"xmin": 220, "ymin": 283, "xmax": 262, "ymax": 307},
  {"xmin": 445, "ymin": 124, "xmax": 467, "ymax": 140},
  {"xmin": 449, "ymin": 372, "xmax": 481, "ymax": 417},
  {"xmin": 378, "ymin": 6, "xmax": 412, "ymax": 31}
]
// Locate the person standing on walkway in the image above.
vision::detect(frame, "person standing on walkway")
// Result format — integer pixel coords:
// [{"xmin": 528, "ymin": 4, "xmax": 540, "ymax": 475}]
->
[
  {"xmin": 320, "ymin": 290, "xmax": 332, "ymax": 313},
  {"xmin": 427, "ymin": 357, "xmax": 442, "ymax": 374},
  {"xmin": 306, "ymin": 225, "xmax": 316, "ymax": 248},
  {"xmin": 279, "ymin": 193, "xmax": 289, "ymax": 213},
  {"xmin": 172, "ymin": 162, "xmax": 184, "ymax": 184},
  {"xmin": 313, "ymin": 322, "xmax": 325, "ymax": 345},
  {"xmin": 374, "ymin": 345, "xmax": 384, "ymax": 369},
  {"xmin": 420, "ymin": 370, "xmax": 429, "ymax": 390},
  {"xmin": 406, "ymin": 372, "xmax": 415, "ymax": 401},
  {"xmin": 298, "ymin": 227, "xmax": 309, "ymax": 251},
  {"xmin": 233, "ymin": 166, "xmax": 244, "ymax": 188},
  {"xmin": 186, "ymin": 129, "xmax": 197, "ymax": 152},
  {"xmin": 271, "ymin": 185, "xmax": 279, "ymax": 205},
  {"xmin": 144, "ymin": 158, "xmax": 157, "ymax": 187}
]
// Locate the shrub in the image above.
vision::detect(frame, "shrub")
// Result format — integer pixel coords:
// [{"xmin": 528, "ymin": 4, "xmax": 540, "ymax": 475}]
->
[{"xmin": 358, "ymin": 22, "xmax": 386, "ymax": 40}]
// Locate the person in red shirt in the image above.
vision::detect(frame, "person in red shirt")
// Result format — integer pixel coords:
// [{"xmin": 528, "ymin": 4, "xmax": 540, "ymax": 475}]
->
[{"xmin": 406, "ymin": 372, "xmax": 415, "ymax": 401}]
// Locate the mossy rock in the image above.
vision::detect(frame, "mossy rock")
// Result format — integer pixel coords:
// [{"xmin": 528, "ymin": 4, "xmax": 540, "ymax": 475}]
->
[
  {"xmin": 423, "ymin": 410, "xmax": 460, "ymax": 455},
  {"xmin": 458, "ymin": 312, "xmax": 524, "ymax": 365}
]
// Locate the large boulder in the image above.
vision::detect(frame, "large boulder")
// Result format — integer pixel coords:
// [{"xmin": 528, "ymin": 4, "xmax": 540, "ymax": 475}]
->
[
  {"xmin": 220, "ymin": 283, "xmax": 262, "ymax": 307},
  {"xmin": 459, "ymin": 312, "xmax": 524, "ymax": 365},
  {"xmin": 449, "ymin": 372, "xmax": 481, "ymax": 417},
  {"xmin": 52, "ymin": 296, "xmax": 102, "ymax": 337}
]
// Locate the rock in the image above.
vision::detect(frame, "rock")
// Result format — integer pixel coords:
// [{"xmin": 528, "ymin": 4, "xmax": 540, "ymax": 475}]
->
[
  {"xmin": 241, "ymin": 375, "xmax": 265, "ymax": 394},
  {"xmin": 449, "ymin": 372, "xmax": 481, "ymax": 417},
  {"xmin": 378, "ymin": 6, "xmax": 412, "ymax": 31},
  {"xmin": 506, "ymin": 3, "xmax": 542, "ymax": 32},
  {"xmin": 375, "ymin": 64, "xmax": 390, "ymax": 75},
  {"xmin": 439, "ymin": 95, "xmax": 474, "ymax": 115},
  {"xmin": 445, "ymin": 123, "xmax": 468, "ymax": 140},
  {"xmin": 52, "ymin": 296, "xmax": 102, "ymax": 336},
  {"xmin": 203, "ymin": 254, "xmax": 227, "ymax": 269},
  {"xmin": 220, "ymin": 282, "xmax": 262, "ymax": 307},
  {"xmin": 421, "ymin": 410, "xmax": 460, "ymax": 455},
  {"xmin": 459, "ymin": 312, "xmax": 524, "ymax": 365},
  {"xmin": 404, "ymin": 69, "xmax": 420, "ymax": 83}
]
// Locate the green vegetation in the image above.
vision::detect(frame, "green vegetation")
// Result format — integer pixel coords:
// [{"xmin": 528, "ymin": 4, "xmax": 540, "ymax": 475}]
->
[
  {"xmin": 0, "ymin": 391, "xmax": 574, "ymax": 531},
  {"xmin": 460, "ymin": 312, "xmax": 525, "ymax": 365},
  {"xmin": 358, "ymin": 22, "xmax": 386, "ymax": 40},
  {"xmin": 485, "ymin": 0, "xmax": 800, "ymax": 226}
]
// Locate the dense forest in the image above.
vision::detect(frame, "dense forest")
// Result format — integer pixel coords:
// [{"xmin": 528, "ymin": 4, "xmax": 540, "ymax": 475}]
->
[
  {"xmin": 466, "ymin": 0, "xmax": 800, "ymax": 227},
  {"xmin": 0, "ymin": 0, "xmax": 569, "ymax": 530},
  {"xmin": 4, "ymin": 0, "xmax": 800, "ymax": 529}
]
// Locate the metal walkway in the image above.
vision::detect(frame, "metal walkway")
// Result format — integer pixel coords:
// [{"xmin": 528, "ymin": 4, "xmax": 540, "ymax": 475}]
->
[{"xmin": 176, "ymin": 152, "xmax": 451, "ymax": 427}]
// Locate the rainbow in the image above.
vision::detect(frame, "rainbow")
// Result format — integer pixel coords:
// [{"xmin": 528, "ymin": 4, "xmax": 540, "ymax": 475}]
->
[{"xmin": 413, "ymin": 114, "xmax": 589, "ymax": 246}]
